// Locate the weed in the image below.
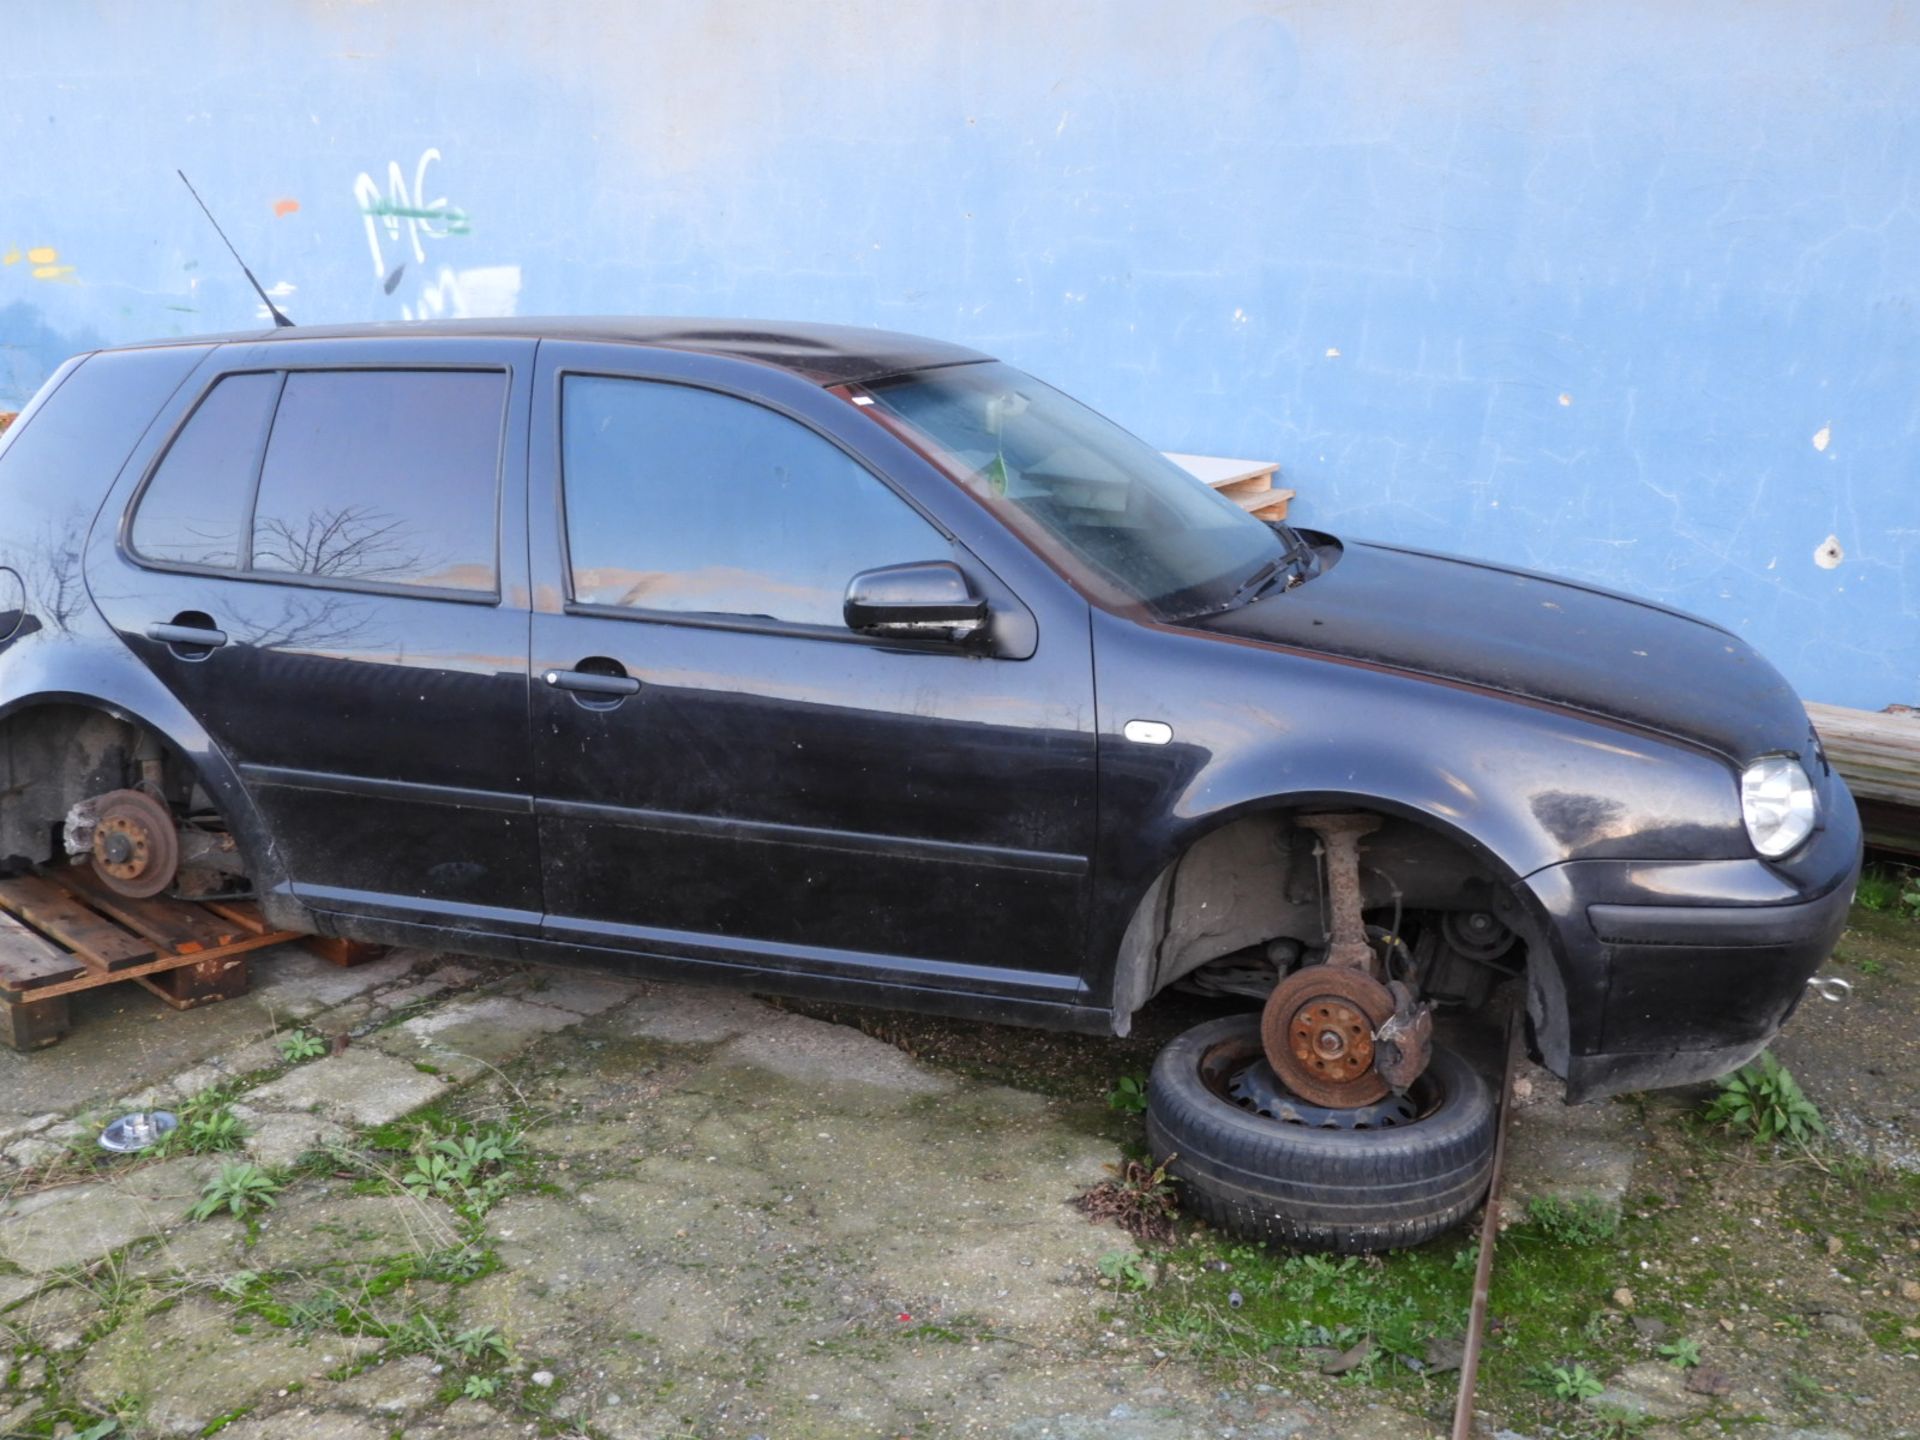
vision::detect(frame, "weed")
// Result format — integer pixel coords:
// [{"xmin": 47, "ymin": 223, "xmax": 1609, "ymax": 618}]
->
[
  {"xmin": 393, "ymin": 1312, "xmax": 510, "ymax": 1368},
  {"xmin": 463, "ymin": 1374, "xmax": 499, "ymax": 1400},
  {"xmin": 216, "ymin": 1270, "xmax": 262, "ymax": 1300},
  {"xmin": 400, "ymin": 1125, "xmax": 525, "ymax": 1216},
  {"xmin": 1543, "ymin": 1362, "xmax": 1605, "ymax": 1401},
  {"xmin": 1526, "ymin": 1194, "xmax": 1621, "ymax": 1246},
  {"xmin": 419, "ymin": 1244, "xmax": 492, "ymax": 1283},
  {"xmin": 188, "ymin": 1162, "xmax": 282, "ymax": 1220},
  {"xmin": 1106, "ymin": 1073, "xmax": 1148, "ymax": 1115},
  {"xmin": 1451, "ymin": 1241, "xmax": 1481, "ymax": 1273},
  {"xmin": 1073, "ymin": 1155, "xmax": 1180, "ymax": 1244},
  {"xmin": 1703, "ymin": 1051, "xmax": 1824, "ymax": 1144},
  {"xmin": 75, "ymin": 1420, "xmax": 120, "ymax": 1440},
  {"xmin": 177, "ymin": 1106, "xmax": 245, "ymax": 1155},
  {"xmin": 1785, "ymin": 1369, "xmax": 1824, "ymax": 1402},
  {"xmin": 1097, "ymin": 1249, "xmax": 1152, "ymax": 1292},
  {"xmin": 48, "ymin": 1251, "xmax": 148, "ymax": 1331},
  {"xmin": 1854, "ymin": 864, "xmax": 1919, "ymax": 918},
  {"xmin": 452, "ymin": 1324, "xmax": 509, "ymax": 1364},
  {"xmin": 276, "ymin": 1028, "xmax": 328, "ymax": 1063},
  {"xmin": 1856, "ymin": 866, "xmax": 1901, "ymax": 912},
  {"xmin": 1587, "ymin": 1405, "xmax": 1654, "ymax": 1438},
  {"xmin": 1657, "ymin": 1336, "xmax": 1701, "ymax": 1368},
  {"xmin": 154, "ymin": 1090, "xmax": 247, "ymax": 1157}
]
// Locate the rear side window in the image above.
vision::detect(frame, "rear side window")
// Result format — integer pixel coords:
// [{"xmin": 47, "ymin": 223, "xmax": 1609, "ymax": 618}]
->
[
  {"xmin": 561, "ymin": 376, "xmax": 945, "ymax": 627},
  {"xmin": 129, "ymin": 368, "xmax": 507, "ymax": 595},
  {"xmin": 129, "ymin": 372, "xmax": 279, "ymax": 568},
  {"xmin": 251, "ymin": 371, "xmax": 504, "ymax": 592}
]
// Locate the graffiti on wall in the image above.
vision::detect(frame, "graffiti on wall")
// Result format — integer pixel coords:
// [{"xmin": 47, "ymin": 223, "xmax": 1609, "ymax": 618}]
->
[
  {"xmin": 2, "ymin": 247, "xmax": 76, "ymax": 282},
  {"xmin": 353, "ymin": 147, "xmax": 519, "ymax": 321}
]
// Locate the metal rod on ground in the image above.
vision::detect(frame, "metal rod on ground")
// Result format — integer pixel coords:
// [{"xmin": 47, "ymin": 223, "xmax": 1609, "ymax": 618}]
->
[{"xmin": 1450, "ymin": 1005, "xmax": 1525, "ymax": 1440}]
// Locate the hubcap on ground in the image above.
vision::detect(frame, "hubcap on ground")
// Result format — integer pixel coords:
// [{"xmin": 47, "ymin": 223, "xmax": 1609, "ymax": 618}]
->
[{"xmin": 1259, "ymin": 963, "xmax": 1398, "ymax": 1107}]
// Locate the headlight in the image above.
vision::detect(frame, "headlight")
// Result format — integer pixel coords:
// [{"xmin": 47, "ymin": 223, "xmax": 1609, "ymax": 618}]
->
[{"xmin": 1741, "ymin": 755, "xmax": 1817, "ymax": 857}]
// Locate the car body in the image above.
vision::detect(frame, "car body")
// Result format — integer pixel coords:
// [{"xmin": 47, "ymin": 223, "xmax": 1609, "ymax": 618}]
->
[{"xmin": 0, "ymin": 319, "xmax": 1860, "ymax": 1098}]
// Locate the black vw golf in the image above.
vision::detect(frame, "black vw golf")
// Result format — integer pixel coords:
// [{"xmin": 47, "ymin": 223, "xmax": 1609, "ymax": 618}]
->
[{"xmin": 0, "ymin": 319, "xmax": 1860, "ymax": 1250}]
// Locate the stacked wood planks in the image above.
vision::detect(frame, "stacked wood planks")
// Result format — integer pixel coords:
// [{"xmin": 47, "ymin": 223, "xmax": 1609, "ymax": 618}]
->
[
  {"xmin": 1806, "ymin": 702, "xmax": 1920, "ymax": 857},
  {"xmin": 1165, "ymin": 452, "xmax": 1295, "ymax": 521}
]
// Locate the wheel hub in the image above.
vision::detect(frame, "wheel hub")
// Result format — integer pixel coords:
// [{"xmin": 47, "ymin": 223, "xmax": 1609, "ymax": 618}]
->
[
  {"xmin": 1259, "ymin": 963, "xmax": 1398, "ymax": 1107},
  {"xmin": 88, "ymin": 789, "xmax": 179, "ymax": 899}
]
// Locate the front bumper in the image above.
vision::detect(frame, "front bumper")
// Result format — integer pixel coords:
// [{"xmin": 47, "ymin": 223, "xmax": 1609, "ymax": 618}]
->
[{"xmin": 1521, "ymin": 790, "xmax": 1862, "ymax": 1101}]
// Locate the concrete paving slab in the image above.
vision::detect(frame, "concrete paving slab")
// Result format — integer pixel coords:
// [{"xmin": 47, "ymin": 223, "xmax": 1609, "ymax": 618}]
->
[
  {"xmin": 242, "ymin": 1047, "xmax": 451, "ymax": 1128},
  {"xmin": 73, "ymin": 1297, "xmax": 379, "ymax": 1436},
  {"xmin": 0, "ymin": 1159, "xmax": 212, "ymax": 1273},
  {"xmin": 592, "ymin": 983, "xmax": 777, "ymax": 1045},
  {"xmin": 710, "ymin": 1008, "xmax": 957, "ymax": 1096},
  {"xmin": 248, "ymin": 947, "xmax": 419, "ymax": 1019},
  {"xmin": 376, "ymin": 993, "xmax": 588, "ymax": 1068},
  {"xmin": 502, "ymin": 970, "xmax": 639, "ymax": 1015},
  {"xmin": 1501, "ymin": 1058, "xmax": 1643, "ymax": 1214},
  {"xmin": 234, "ymin": 1105, "xmax": 350, "ymax": 1167}
]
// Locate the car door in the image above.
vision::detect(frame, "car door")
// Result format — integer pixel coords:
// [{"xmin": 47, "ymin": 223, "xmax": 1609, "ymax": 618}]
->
[
  {"xmin": 86, "ymin": 337, "xmax": 542, "ymax": 936},
  {"xmin": 526, "ymin": 341, "xmax": 1098, "ymax": 1009}
]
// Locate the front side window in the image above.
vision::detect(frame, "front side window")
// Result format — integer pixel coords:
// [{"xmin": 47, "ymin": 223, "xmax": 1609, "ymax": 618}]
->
[
  {"xmin": 251, "ymin": 371, "xmax": 504, "ymax": 592},
  {"xmin": 861, "ymin": 361, "xmax": 1285, "ymax": 619},
  {"xmin": 562, "ymin": 375, "xmax": 946, "ymax": 628},
  {"xmin": 130, "ymin": 372, "xmax": 280, "ymax": 568}
]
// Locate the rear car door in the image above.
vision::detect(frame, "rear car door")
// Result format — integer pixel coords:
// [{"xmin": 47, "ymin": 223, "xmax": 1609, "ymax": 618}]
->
[
  {"xmin": 86, "ymin": 338, "xmax": 541, "ymax": 937},
  {"xmin": 525, "ymin": 342, "xmax": 1099, "ymax": 1011}
]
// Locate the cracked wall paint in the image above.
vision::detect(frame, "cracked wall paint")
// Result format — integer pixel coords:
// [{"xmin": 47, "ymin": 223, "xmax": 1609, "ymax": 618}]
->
[{"xmin": 0, "ymin": 0, "xmax": 1915, "ymax": 708}]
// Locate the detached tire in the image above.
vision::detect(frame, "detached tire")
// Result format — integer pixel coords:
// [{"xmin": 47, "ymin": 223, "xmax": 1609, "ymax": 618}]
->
[{"xmin": 1146, "ymin": 1013, "xmax": 1495, "ymax": 1253}]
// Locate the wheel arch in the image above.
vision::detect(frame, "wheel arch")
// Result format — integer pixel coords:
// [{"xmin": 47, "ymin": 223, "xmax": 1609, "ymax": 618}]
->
[
  {"xmin": 0, "ymin": 685, "xmax": 289, "ymax": 907},
  {"xmin": 1104, "ymin": 787, "xmax": 1572, "ymax": 1064}
]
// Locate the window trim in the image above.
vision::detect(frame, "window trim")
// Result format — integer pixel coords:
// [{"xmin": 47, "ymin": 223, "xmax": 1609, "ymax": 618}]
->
[
  {"xmin": 552, "ymin": 368, "xmax": 963, "ymax": 644},
  {"xmin": 121, "ymin": 363, "xmax": 513, "ymax": 606}
]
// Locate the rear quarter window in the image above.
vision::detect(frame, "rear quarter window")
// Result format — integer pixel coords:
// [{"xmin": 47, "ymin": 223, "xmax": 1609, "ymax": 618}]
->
[{"xmin": 0, "ymin": 347, "xmax": 204, "ymax": 617}]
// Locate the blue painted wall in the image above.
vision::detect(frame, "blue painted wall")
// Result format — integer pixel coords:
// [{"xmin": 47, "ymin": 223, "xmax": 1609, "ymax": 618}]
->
[{"xmin": 4, "ymin": 1, "xmax": 1915, "ymax": 707}]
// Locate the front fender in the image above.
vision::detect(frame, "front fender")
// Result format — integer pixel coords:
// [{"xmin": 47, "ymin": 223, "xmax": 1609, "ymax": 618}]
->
[{"xmin": 1087, "ymin": 610, "xmax": 1746, "ymax": 1028}]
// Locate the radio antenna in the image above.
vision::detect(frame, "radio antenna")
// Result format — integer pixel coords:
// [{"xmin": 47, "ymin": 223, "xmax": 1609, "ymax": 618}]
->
[{"xmin": 176, "ymin": 170, "xmax": 294, "ymax": 328}]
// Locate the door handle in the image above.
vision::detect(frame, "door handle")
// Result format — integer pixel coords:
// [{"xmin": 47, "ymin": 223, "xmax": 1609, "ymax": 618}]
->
[
  {"xmin": 146, "ymin": 621, "xmax": 228, "ymax": 650},
  {"xmin": 544, "ymin": 667, "xmax": 640, "ymax": 697}
]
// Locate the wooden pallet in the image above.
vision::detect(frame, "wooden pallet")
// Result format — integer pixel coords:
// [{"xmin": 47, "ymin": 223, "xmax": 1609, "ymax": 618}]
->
[
  {"xmin": 1808, "ymin": 701, "xmax": 1920, "ymax": 857},
  {"xmin": 1165, "ymin": 451, "xmax": 1296, "ymax": 521},
  {"xmin": 0, "ymin": 865, "xmax": 301, "ymax": 1051}
]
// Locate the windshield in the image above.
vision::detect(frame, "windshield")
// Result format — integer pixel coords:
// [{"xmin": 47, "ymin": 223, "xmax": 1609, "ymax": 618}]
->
[{"xmin": 860, "ymin": 362, "xmax": 1286, "ymax": 619}]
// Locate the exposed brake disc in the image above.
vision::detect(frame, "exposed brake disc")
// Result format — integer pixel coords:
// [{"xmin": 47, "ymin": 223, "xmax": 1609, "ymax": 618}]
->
[{"xmin": 1258, "ymin": 963, "xmax": 1398, "ymax": 1108}]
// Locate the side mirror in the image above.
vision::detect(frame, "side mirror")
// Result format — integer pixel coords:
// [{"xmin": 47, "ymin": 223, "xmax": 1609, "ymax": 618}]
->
[{"xmin": 844, "ymin": 561, "xmax": 988, "ymax": 643}]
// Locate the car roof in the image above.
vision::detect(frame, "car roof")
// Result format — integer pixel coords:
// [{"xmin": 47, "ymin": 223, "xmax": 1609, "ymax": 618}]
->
[{"xmin": 104, "ymin": 317, "xmax": 992, "ymax": 386}]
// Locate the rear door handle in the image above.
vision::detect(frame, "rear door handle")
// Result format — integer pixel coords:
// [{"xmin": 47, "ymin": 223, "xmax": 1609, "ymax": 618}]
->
[
  {"xmin": 146, "ymin": 622, "xmax": 228, "ymax": 650},
  {"xmin": 544, "ymin": 668, "xmax": 640, "ymax": 697}
]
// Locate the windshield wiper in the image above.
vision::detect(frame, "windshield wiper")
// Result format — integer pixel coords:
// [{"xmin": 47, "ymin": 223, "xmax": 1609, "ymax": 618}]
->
[
  {"xmin": 1217, "ymin": 556, "xmax": 1289, "ymax": 612},
  {"xmin": 1274, "ymin": 521, "xmax": 1319, "ymax": 586},
  {"xmin": 1214, "ymin": 529, "xmax": 1319, "ymax": 614}
]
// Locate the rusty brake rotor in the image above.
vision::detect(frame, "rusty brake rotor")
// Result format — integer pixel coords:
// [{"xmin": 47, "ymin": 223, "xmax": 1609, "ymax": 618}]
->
[
  {"xmin": 1259, "ymin": 963, "xmax": 1399, "ymax": 1108},
  {"xmin": 89, "ymin": 788, "xmax": 180, "ymax": 899}
]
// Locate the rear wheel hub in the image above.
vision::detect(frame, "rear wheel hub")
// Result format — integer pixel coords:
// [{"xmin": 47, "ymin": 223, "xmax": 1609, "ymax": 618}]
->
[{"xmin": 89, "ymin": 789, "xmax": 179, "ymax": 900}]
